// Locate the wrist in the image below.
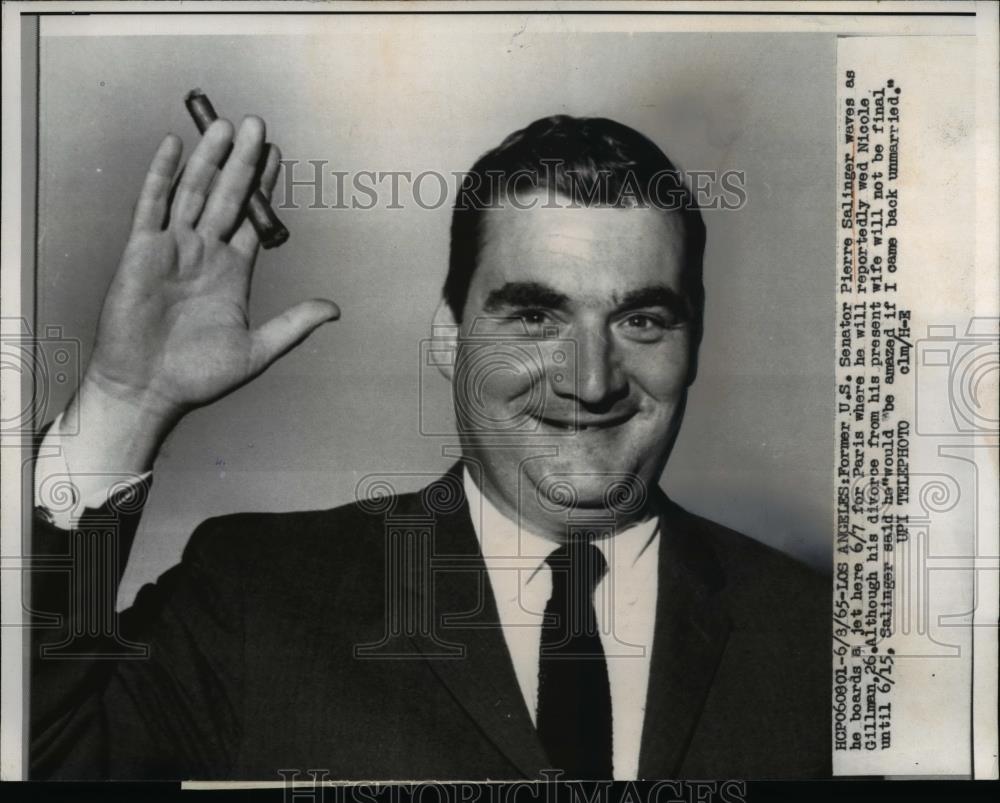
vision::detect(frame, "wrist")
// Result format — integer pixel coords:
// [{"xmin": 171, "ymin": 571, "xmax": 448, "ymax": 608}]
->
[
  {"xmin": 78, "ymin": 364, "xmax": 187, "ymax": 422},
  {"xmin": 61, "ymin": 373, "xmax": 181, "ymax": 476}
]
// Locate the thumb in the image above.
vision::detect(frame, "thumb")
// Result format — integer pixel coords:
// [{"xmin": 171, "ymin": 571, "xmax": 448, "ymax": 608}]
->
[{"xmin": 250, "ymin": 298, "xmax": 340, "ymax": 375}]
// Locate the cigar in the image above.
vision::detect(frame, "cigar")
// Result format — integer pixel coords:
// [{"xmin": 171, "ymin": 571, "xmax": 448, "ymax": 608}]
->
[{"xmin": 184, "ymin": 88, "xmax": 289, "ymax": 249}]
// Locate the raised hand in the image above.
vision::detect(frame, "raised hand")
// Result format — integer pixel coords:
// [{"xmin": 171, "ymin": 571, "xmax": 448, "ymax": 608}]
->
[{"xmin": 63, "ymin": 117, "xmax": 339, "ymax": 474}]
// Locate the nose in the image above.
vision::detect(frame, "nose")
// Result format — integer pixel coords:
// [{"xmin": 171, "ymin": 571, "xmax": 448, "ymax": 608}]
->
[{"xmin": 553, "ymin": 325, "xmax": 628, "ymax": 409}]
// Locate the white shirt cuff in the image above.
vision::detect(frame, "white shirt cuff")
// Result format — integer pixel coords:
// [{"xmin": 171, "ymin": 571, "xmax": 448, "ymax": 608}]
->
[{"xmin": 34, "ymin": 412, "xmax": 152, "ymax": 529}]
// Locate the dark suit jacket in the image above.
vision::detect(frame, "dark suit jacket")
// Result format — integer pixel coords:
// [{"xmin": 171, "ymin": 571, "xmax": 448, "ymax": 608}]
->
[{"xmin": 30, "ymin": 464, "xmax": 831, "ymax": 780}]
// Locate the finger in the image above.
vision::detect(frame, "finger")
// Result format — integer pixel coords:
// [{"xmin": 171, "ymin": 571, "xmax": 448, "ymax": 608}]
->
[
  {"xmin": 169, "ymin": 118, "xmax": 234, "ymax": 228},
  {"xmin": 130, "ymin": 134, "xmax": 183, "ymax": 234},
  {"xmin": 199, "ymin": 116, "xmax": 266, "ymax": 240},
  {"xmin": 230, "ymin": 143, "xmax": 281, "ymax": 259},
  {"xmin": 249, "ymin": 299, "xmax": 340, "ymax": 375}
]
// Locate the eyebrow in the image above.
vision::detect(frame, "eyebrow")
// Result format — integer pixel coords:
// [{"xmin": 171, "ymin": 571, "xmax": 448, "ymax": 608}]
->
[
  {"xmin": 482, "ymin": 282, "xmax": 570, "ymax": 313},
  {"xmin": 480, "ymin": 281, "xmax": 692, "ymax": 318},
  {"xmin": 615, "ymin": 286, "xmax": 691, "ymax": 318}
]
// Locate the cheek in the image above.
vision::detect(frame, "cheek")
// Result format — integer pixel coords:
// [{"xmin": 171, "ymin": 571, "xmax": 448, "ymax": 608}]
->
[
  {"xmin": 625, "ymin": 344, "xmax": 691, "ymax": 402},
  {"xmin": 454, "ymin": 345, "xmax": 542, "ymax": 404}
]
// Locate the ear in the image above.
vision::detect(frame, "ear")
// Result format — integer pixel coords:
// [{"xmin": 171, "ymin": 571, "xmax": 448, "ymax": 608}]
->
[{"xmin": 429, "ymin": 298, "xmax": 460, "ymax": 381}]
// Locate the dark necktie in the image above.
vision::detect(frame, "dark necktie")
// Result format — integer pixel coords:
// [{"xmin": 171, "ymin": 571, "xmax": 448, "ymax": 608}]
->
[{"xmin": 536, "ymin": 541, "xmax": 613, "ymax": 779}]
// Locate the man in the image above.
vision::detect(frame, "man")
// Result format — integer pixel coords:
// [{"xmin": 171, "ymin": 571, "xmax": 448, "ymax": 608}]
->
[{"xmin": 30, "ymin": 114, "xmax": 830, "ymax": 780}]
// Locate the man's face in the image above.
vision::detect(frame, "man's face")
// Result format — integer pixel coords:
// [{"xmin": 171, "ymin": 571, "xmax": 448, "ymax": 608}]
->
[{"xmin": 451, "ymin": 190, "xmax": 699, "ymax": 535}]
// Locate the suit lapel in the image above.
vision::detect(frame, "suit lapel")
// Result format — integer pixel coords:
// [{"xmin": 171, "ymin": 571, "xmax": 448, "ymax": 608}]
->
[
  {"xmin": 402, "ymin": 467, "xmax": 550, "ymax": 779},
  {"xmin": 399, "ymin": 470, "xmax": 733, "ymax": 779},
  {"xmin": 638, "ymin": 494, "xmax": 732, "ymax": 778}
]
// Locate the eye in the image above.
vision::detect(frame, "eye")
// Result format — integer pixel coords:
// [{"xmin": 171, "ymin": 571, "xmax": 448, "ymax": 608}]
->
[
  {"xmin": 494, "ymin": 309, "xmax": 558, "ymax": 337},
  {"xmin": 624, "ymin": 314, "xmax": 660, "ymax": 329},
  {"xmin": 508, "ymin": 309, "xmax": 555, "ymax": 329},
  {"xmin": 618, "ymin": 311, "xmax": 677, "ymax": 342}
]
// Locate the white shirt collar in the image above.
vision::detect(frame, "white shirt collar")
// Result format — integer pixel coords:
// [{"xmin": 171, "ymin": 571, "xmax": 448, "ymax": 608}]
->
[{"xmin": 461, "ymin": 466, "xmax": 659, "ymax": 573}]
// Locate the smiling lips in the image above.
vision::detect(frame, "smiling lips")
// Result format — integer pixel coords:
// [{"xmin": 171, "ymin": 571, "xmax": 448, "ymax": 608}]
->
[{"xmin": 531, "ymin": 411, "xmax": 637, "ymax": 431}]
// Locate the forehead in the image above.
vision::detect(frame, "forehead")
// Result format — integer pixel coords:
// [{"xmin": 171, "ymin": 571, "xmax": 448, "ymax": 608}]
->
[{"xmin": 474, "ymin": 193, "xmax": 687, "ymax": 301}]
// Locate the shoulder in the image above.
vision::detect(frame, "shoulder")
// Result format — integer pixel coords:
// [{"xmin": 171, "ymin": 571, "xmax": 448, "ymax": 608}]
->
[
  {"xmin": 666, "ymin": 501, "xmax": 830, "ymax": 629},
  {"xmin": 667, "ymin": 504, "xmax": 832, "ymax": 775},
  {"xmin": 170, "ymin": 473, "xmax": 469, "ymax": 622},
  {"xmin": 179, "ymin": 487, "xmax": 428, "ymax": 582}
]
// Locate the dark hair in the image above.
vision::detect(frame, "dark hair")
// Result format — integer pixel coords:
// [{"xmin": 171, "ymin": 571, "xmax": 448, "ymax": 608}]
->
[{"xmin": 444, "ymin": 115, "xmax": 706, "ymax": 330}]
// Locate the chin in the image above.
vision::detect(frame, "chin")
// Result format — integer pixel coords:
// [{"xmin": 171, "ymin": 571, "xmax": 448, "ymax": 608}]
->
[{"xmin": 526, "ymin": 454, "xmax": 652, "ymax": 513}]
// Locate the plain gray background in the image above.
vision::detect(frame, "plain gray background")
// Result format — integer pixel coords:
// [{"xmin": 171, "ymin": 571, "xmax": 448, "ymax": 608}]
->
[{"xmin": 36, "ymin": 27, "xmax": 836, "ymax": 605}]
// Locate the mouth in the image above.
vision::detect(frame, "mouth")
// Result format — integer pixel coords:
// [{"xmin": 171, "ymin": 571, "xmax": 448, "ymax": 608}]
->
[{"xmin": 531, "ymin": 412, "xmax": 637, "ymax": 432}]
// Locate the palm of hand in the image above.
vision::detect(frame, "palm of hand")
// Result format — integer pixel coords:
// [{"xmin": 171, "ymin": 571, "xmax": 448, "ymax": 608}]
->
[{"xmin": 89, "ymin": 229, "xmax": 258, "ymax": 416}]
